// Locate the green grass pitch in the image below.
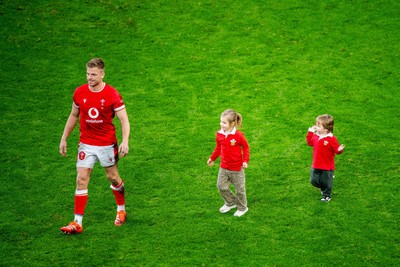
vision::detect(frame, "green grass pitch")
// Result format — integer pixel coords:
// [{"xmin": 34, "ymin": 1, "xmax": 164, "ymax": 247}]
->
[{"xmin": 1, "ymin": 0, "xmax": 399, "ymax": 266}]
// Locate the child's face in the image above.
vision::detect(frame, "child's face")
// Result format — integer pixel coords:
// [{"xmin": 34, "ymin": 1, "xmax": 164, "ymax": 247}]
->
[
  {"xmin": 316, "ymin": 121, "xmax": 329, "ymax": 135},
  {"xmin": 220, "ymin": 116, "xmax": 235, "ymax": 133}
]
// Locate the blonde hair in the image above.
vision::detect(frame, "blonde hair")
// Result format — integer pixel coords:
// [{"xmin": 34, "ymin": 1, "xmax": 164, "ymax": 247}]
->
[
  {"xmin": 316, "ymin": 114, "xmax": 334, "ymax": 133},
  {"xmin": 221, "ymin": 109, "xmax": 243, "ymax": 128},
  {"xmin": 86, "ymin": 58, "xmax": 105, "ymax": 70}
]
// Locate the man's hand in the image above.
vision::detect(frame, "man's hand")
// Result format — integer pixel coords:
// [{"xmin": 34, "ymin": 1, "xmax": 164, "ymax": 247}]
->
[
  {"xmin": 119, "ymin": 141, "xmax": 129, "ymax": 157},
  {"xmin": 59, "ymin": 140, "xmax": 68, "ymax": 157}
]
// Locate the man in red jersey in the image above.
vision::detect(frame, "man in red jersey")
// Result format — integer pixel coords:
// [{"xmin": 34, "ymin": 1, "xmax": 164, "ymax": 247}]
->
[{"xmin": 59, "ymin": 58, "xmax": 130, "ymax": 234}]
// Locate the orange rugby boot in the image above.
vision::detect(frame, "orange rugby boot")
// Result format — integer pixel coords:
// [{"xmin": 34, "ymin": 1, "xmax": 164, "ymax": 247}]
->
[
  {"xmin": 60, "ymin": 221, "xmax": 83, "ymax": 234},
  {"xmin": 114, "ymin": 211, "xmax": 126, "ymax": 226}
]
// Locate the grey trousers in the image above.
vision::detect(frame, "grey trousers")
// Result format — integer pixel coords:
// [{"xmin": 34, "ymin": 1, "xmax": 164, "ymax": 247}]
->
[
  {"xmin": 310, "ymin": 168, "xmax": 334, "ymax": 198},
  {"xmin": 217, "ymin": 168, "xmax": 247, "ymax": 211}
]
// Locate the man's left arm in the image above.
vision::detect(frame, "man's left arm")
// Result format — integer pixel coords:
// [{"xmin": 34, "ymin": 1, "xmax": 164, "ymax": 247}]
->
[{"xmin": 116, "ymin": 108, "xmax": 130, "ymax": 157}]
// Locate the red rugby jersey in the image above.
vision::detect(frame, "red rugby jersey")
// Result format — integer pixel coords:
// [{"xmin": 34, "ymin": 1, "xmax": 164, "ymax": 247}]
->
[
  {"xmin": 73, "ymin": 83, "xmax": 125, "ymax": 146},
  {"xmin": 306, "ymin": 131, "xmax": 343, "ymax": 171},
  {"xmin": 210, "ymin": 128, "xmax": 250, "ymax": 171}
]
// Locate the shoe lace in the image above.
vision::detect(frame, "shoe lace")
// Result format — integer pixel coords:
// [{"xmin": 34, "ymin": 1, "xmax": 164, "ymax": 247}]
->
[
  {"xmin": 116, "ymin": 212, "xmax": 125, "ymax": 222},
  {"xmin": 65, "ymin": 222, "xmax": 79, "ymax": 232}
]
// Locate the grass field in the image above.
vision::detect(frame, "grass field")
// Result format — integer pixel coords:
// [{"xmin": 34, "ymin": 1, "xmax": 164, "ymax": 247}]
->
[{"xmin": 1, "ymin": 0, "xmax": 399, "ymax": 266}]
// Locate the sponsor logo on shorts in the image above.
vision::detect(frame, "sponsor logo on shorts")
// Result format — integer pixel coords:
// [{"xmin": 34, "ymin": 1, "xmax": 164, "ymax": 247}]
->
[{"xmin": 79, "ymin": 151, "xmax": 86, "ymax": 160}]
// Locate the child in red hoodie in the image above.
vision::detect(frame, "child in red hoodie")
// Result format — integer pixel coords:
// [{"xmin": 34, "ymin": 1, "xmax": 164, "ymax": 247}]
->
[
  {"xmin": 208, "ymin": 109, "xmax": 250, "ymax": 217},
  {"xmin": 307, "ymin": 114, "xmax": 345, "ymax": 202}
]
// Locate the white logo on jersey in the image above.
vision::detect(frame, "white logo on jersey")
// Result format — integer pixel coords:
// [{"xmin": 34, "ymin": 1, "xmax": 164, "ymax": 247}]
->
[{"xmin": 88, "ymin": 108, "xmax": 99, "ymax": 119}]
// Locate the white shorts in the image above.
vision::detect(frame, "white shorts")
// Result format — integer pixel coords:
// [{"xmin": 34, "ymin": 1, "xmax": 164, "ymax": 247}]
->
[{"xmin": 76, "ymin": 143, "xmax": 119, "ymax": 168}]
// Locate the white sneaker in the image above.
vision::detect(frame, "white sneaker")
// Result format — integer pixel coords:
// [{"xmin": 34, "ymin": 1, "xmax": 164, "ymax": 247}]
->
[
  {"xmin": 234, "ymin": 208, "xmax": 248, "ymax": 217},
  {"xmin": 219, "ymin": 204, "xmax": 236, "ymax": 213},
  {"xmin": 321, "ymin": 196, "xmax": 331, "ymax": 202}
]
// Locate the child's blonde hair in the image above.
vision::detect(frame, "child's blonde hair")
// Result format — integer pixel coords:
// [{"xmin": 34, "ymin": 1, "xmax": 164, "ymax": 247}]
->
[
  {"xmin": 316, "ymin": 114, "xmax": 334, "ymax": 133},
  {"xmin": 221, "ymin": 109, "xmax": 243, "ymax": 128}
]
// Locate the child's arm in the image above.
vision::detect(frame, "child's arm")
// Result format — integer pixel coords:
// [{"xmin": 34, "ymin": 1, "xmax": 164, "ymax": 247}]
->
[
  {"xmin": 306, "ymin": 126, "xmax": 316, "ymax": 146},
  {"xmin": 332, "ymin": 137, "xmax": 345, "ymax": 154},
  {"xmin": 208, "ymin": 136, "xmax": 221, "ymax": 166},
  {"xmin": 241, "ymin": 133, "xmax": 250, "ymax": 168}
]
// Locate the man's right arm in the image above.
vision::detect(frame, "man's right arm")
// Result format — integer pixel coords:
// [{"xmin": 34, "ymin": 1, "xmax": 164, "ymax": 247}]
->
[{"xmin": 59, "ymin": 104, "xmax": 79, "ymax": 157}]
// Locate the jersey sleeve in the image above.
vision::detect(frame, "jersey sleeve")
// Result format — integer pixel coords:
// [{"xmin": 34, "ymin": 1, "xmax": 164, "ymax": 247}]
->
[
  {"xmin": 210, "ymin": 133, "xmax": 221, "ymax": 161},
  {"xmin": 331, "ymin": 136, "xmax": 344, "ymax": 155},
  {"xmin": 72, "ymin": 88, "xmax": 80, "ymax": 109},
  {"xmin": 240, "ymin": 133, "xmax": 250, "ymax": 163},
  {"xmin": 306, "ymin": 131, "xmax": 315, "ymax": 146},
  {"xmin": 112, "ymin": 89, "xmax": 125, "ymax": 112}
]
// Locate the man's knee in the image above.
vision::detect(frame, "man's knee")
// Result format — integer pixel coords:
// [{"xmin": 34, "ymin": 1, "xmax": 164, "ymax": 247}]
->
[
  {"xmin": 76, "ymin": 169, "xmax": 91, "ymax": 189},
  {"xmin": 106, "ymin": 174, "xmax": 119, "ymax": 184}
]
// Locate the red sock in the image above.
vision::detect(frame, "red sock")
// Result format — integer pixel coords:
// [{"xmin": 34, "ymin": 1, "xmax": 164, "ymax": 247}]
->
[
  {"xmin": 74, "ymin": 189, "xmax": 88, "ymax": 215},
  {"xmin": 111, "ymin": 181, "xmax": 125, "ymax": 205}
]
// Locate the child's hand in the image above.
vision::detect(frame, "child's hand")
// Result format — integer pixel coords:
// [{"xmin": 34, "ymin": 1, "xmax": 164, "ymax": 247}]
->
[
  {"xmin": 242, "ymin": 162, "xmax": 248, "ymax": 168},
  {"xmin": 308, "ymin": 125, "xmax": 317, "ymax": 132},
  {"xmin": 338, "ymin": 144, "xmax": 345, "ymax": 152},
  {"xmin": 207, "ymin": 158, "xmax": 214, "ymax": 166}
]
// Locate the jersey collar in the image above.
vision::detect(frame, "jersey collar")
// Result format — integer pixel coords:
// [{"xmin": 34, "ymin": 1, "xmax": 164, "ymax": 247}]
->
[
  {"xmin": 89, "ymin": 82, "xmax": 106, "ymax": 93},
  {"xmin": 317, "ymin": 132, "xmax": 333, "ymax": 140},
  {"xmin": 218, "ymin": 127, "xmax": 237, "ymax": 137}
]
